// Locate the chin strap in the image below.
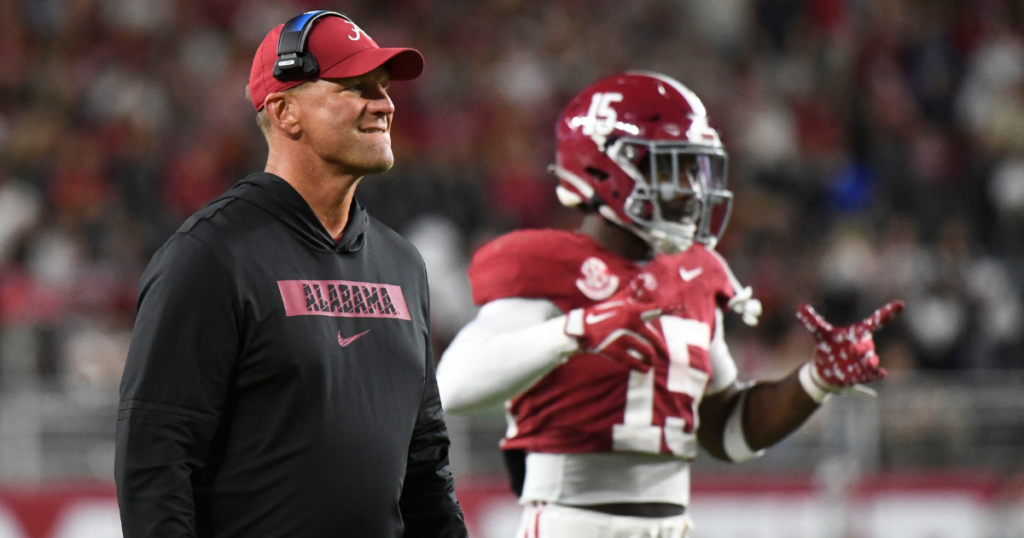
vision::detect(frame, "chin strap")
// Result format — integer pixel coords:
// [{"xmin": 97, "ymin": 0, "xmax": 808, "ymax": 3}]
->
[
  {"xmin": 597, "ymin": 206, "xmax": 696, "ymax": 254},
  {"xmin": 647, "ymin": 221, "xmax": 696, "ymax": 254}
]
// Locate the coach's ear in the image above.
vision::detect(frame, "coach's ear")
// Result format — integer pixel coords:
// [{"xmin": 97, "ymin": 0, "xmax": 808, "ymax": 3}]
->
[{"xmin": 264, "ymin": 92, "xmax": 302, "ymax": 137}]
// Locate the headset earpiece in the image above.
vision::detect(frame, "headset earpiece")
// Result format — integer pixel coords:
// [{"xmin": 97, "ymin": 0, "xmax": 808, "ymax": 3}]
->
[{"xmin": 273, "ymin": 52, "xmax": 319, "ymax": 81}]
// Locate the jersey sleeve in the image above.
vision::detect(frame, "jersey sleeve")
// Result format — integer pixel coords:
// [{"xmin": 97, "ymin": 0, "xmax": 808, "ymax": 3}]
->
[
  {"xmin": 116, "ymin": 233, "xmax": 239, "ymax": 538},
  {"xmin": 467, "ymin": 230, "xmax": 587, "ymax": 308}
]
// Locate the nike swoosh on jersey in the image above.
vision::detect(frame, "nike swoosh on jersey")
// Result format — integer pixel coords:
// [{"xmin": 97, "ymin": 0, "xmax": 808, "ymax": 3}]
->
[
  {"xmin": 585, "ymin": 312, "xmax": 617, "ymax": 324},
  {"xmin": 338, "ymin": 329, "xmax": 370, "ymax": 347},
  {"xmin": 679, "ymin": 267, "xmax": 704, "ymax": 282}
]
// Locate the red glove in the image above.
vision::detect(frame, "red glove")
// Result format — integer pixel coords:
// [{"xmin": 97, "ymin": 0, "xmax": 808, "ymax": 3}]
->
[
  {"xmin": 565, "ymin": 286, "xmax": 666, "ymax": 373},
  {"xmin": 795, "ymin": 301, "xmax": 904, "ymax": 401}
]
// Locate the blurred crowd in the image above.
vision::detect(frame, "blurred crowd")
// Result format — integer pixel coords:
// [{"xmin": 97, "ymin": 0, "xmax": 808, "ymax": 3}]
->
[{"xmin": 0, "ymin": 0, "xmax": 1022, "ymax": 392}]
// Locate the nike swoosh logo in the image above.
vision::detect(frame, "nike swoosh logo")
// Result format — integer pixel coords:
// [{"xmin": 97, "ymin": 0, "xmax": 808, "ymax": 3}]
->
[
  {"xmin": 679, "ymin": 267, "xmax": 703, "ymax": 282},
  {"xmin": 338, "ymin": 330, "xmax": 370, "ymax": 347},
  {"xmin": 585, "ymin": 312, "xmax": 617, "ymax": 324}
]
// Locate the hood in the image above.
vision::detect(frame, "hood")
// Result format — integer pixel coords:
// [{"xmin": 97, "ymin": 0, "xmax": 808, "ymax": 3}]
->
[{"xmin": 225, "ymin": 173, "xmax": 368, "ymax": 254}]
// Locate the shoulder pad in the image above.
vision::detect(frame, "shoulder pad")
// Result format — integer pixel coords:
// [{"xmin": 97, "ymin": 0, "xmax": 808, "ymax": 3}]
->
[
  {"xmin": 700, "ymin": 245, "xmax": 746, "ymax": 303},
  {"xmin": 468, "ymin": 230, "xmax": 616, "ymax": 305},
  {"xmin": 650, "ymin": 244, "xmax": 743, "ymax": 307}
]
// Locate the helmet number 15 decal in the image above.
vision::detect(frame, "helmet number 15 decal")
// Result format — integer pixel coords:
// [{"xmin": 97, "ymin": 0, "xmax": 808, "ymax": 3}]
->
[{"xmin": 580, "ymin": 92, "xmax": 623, "ymax": 149}]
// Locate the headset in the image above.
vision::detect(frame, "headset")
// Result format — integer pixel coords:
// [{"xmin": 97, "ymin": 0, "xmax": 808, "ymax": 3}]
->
[{"xmin": 273, "ymin": 10, "xmax": 353, "ymax": 82}]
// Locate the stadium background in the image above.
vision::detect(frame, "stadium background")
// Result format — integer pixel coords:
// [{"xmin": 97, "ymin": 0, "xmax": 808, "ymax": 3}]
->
[{"xmin": 0, "ymin": 0, "xmax": 1022, "ymax": 536}]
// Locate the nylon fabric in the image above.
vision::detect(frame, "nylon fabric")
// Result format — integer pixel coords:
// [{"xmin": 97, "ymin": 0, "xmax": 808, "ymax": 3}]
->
[{"xmin": 116, "ymin": 173, "xmax": 465, "ymax": 537}]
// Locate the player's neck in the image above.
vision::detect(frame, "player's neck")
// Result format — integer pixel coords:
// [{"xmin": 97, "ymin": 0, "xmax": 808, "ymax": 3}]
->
[{"xmin": 578, "ymin": 214, "xmax": 654, "ymax": 262}]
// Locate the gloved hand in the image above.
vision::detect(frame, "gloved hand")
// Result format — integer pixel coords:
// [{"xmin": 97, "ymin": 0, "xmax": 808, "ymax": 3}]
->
[
  {"xmin": 795, "ymin": 300, "xmax": 904, "ymax": 402},
  {"xmin": 565, "ymin": 284, "xmax": 666, "ymax": 373},
  {"xmin": 728, "ymin": 286, "xmax": 763, "ymax": 326}
]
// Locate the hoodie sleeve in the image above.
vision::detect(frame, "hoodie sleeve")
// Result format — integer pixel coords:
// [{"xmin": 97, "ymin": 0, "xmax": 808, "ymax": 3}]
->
[
  {"xmin": 116, "ymin": 232, "xmax": 239, "ymax": 538},
  {"xmin": 399, "ymin": 259, "xmax": 467, "ymax": 538},
  {"xmin": 399, "ymin": 346, "xmax": 468, "ymax": 538}
]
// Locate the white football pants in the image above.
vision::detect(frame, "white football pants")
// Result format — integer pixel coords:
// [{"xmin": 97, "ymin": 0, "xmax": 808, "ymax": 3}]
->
[{"xmin": 515, "ymin": 503, "xmax": 692, "ymax": 538}]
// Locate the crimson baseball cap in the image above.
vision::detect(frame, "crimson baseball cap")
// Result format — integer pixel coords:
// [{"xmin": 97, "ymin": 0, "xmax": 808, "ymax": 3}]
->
[{"xmin": 248, "ymin": 14, "xmax": 424, "ymax": 111}]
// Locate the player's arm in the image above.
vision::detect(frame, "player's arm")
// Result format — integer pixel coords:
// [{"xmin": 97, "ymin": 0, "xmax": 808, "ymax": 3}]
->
[
  {"xmin": 697, "ymin": 301, "xmax": 904, "ymax": 461},
  {"xmin": 438, "ymin": 288, "xmax": 666, "ymax": 414},
  {"xmin": 116, "ymin": 233, "xmax": 239, "ymax": 538},
  {"xmin": 693, "ymin": 308, "xmax": 760, "ymax": 461},
  {"xmin": 697, "ymin": 370, "xmax": 819, "ymax": 461},
  {"xmin": 436, "ymin": 298, "xmax": 577, "ymax": 414}
]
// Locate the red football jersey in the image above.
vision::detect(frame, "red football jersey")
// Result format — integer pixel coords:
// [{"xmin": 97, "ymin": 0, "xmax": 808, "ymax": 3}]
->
[{"xmin": 467, "ymin": 229, "xmax": 743, "ymax": 458}]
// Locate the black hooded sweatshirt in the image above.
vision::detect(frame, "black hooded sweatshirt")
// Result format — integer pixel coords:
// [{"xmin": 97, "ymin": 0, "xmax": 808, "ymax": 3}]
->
[{"xmin": 115, "ymin": 173, "xmax": 466, "ymax": 538}]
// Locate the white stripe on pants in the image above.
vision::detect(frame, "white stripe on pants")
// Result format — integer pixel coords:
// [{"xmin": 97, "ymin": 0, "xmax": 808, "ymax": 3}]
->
[{"xmin": 515, "ymin": 503, "xmax": 692, "ymax": 538}]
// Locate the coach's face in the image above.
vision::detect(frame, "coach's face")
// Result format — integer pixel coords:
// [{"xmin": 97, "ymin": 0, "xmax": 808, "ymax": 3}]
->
[{"xmin": 296, "ymin": 66, "xmax": 395, "ymax": 176}]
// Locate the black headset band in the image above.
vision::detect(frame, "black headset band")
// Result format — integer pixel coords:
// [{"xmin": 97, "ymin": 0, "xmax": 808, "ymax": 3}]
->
[
  {"xmin": 273, "ymin": 10, "xmax": 354, "ymax": 82},
  {"xmin": 276, "ymin": 10, "xmax": 351, "ymax": 56}
]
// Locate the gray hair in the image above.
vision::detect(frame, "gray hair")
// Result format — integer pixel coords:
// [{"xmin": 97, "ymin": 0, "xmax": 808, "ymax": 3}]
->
[{"xmin": 245, "ymin": 83, "xmax": 309, "ymax": 141}]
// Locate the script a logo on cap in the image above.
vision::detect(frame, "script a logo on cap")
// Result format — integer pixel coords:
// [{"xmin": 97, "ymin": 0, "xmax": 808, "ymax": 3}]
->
[{"xmin": 344, "ymin": 19, "xmax": 367, "ymax": 41}]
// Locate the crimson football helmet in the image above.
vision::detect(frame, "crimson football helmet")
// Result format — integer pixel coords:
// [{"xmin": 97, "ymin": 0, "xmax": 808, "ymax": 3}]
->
[{"xmin": 553, "ymin": 72, "xmax": 731, "ymax": 253}]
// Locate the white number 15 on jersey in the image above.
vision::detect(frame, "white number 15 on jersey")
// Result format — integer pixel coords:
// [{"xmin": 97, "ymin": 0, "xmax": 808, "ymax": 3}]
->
[{"xmin": 612, "ymin": 315, "xmax": 711, "ymax": 458}]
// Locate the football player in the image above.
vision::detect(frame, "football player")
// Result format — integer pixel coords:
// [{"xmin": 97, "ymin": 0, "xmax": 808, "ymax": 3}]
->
[{"xmin": 436, "ymin": 72, "xmax": 902, "ymax": 538}]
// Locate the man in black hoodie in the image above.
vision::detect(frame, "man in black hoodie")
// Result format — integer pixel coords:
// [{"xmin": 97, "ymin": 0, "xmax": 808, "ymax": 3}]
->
[{"xmin": 115, "ymin": 11, "xmax": 467, "ymax": 538}]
